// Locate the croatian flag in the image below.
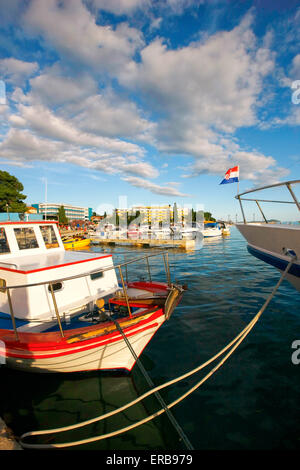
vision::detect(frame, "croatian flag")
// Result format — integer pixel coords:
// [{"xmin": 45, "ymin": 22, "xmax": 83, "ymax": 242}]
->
[{"xmin": 220, "ymin": 166, "xmax": 239, "ymax": 185}]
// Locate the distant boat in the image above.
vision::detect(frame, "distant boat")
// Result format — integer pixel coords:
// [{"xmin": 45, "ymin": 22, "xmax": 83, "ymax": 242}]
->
[
  {"xmin": 62, "ymin": 237, "xmax": 91, "ymax": 250},
  {"xmin": 235, "ymin": 180, "xmax": 300, "ymax": 291},
  {"xmin": 218, "ymin": 222, "xmax": 231, "ymax": 236},
  {"xmin": 173, "ymin": 223, "xmax": 203, "ymax": 237},
  {"xmin": 201, "ymin": 221, "xmax": 222, "ymax": 238}
]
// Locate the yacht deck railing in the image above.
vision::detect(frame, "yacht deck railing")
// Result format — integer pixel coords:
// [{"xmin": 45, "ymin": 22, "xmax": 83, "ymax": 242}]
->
[{"xmin": 235, "ymin": 180, "xmax": 300, "ymax": 224}]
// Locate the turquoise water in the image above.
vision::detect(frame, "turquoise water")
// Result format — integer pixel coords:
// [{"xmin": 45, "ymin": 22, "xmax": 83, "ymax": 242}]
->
[{"xmin": 0, "ymin": 226, "xmax": 299, "ymax": 450}]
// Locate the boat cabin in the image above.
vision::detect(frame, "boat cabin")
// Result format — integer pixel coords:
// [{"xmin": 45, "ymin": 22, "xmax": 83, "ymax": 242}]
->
[{"xmin": 0, "ymin": 221, "xmax": 118, "ymax": 330}]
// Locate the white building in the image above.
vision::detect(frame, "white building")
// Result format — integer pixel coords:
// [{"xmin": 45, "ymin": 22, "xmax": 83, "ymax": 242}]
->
[
  {"xmin": 32, "ymin": 203, "xmax": 93, "ymax": 221},
  {"xmin": 117, "ymin": 205, "xmax": 191, "ymax": 225}
]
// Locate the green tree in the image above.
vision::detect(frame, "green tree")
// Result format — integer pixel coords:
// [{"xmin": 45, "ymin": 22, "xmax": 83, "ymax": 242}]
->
[
  {"xmin": 204, "ymin": 211, "xmax": 216, "ymax": 221},
  {"xmin": 58, "ymin": 205, "xmax": 68, "ymax": 224},
  {"xmin": 0, "ymin": 170, "xmax": 27, "ymax": 213}
]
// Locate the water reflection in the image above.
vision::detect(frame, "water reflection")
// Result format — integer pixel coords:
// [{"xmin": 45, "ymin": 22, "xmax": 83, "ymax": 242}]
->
[{"xmin": 0, "ymin": 368, "xmax": 182, "ymax": 450}]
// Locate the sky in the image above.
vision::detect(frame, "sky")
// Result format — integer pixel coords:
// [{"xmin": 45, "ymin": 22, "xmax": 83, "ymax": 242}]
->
[{"xmin": 0, "ymin": 0, "xmax": 299, "ymax": 221}]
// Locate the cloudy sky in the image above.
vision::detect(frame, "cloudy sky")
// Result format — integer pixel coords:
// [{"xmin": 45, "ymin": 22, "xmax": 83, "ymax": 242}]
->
[{"xmin": 0, "ymin": 0, "xmax": 299, "ymax": 220}]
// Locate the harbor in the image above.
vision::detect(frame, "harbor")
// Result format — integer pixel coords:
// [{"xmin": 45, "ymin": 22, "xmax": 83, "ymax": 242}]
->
[
  {"xmin": 0, "ymin": 223, "xmax": 299, "ymax": 450},
  {"xmin": 90, "ymin": 235, "xmax": 196, "ymax": 250}
]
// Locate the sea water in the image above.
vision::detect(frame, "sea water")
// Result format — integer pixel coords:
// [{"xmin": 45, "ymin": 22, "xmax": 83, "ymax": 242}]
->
[{"xmin": 0, "ymin": 226, "xmax": 299, "ymax": 450}]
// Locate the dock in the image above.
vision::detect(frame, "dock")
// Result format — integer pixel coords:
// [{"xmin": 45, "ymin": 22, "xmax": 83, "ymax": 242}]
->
[{"xmin": 90, "ymin": 237, "xmax": 196, "ymax": 251}]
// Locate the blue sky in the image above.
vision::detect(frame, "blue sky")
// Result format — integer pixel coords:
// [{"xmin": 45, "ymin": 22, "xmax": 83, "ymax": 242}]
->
[{"xmin": 0, "ymin": 0, "xmax": 299, "ymax": 221}]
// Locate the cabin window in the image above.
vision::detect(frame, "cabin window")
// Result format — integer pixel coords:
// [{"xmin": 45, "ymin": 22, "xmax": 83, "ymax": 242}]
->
[
  {"xmin": 14, "ymin": 227, "xmax": 39, "ymax": 250},
  {"xmin": 48, "ymin": 282, "xmax": 63, "ymax": 292},
  {"xmin": 40, "ymin": 225, "xmax": 59, "ymax": 249},
  {"xmin": 90, "ymin": 271, "xmax": 104, "ymax": 280},
  {"xmin": 0, "ymin": 228, "xmax": 10, "ymax": 254}
]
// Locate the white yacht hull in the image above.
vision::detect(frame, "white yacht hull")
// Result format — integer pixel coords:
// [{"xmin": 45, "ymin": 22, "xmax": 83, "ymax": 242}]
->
[
  {"xmin": 236, "ymin": 223, "xmax": 300, "ymax": 291},
  {"xmin": 202, "ymin": 228, "xmax": 222, "ymax": 238}
]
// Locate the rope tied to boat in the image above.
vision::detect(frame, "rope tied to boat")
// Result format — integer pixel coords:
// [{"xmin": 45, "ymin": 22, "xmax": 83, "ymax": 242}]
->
[{"xmin": 19, "ymin": 253, "xmax": 296, "ymax": 450}]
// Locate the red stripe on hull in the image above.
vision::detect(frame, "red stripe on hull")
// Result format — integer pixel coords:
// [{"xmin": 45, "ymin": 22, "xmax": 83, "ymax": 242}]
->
[
  {"xmin": 5, "ymin": 321, "xmax": 160, "ymax": 360},
  {"xmin": 1, "ymin": 309, "xmax": 164, "ymax": 360}
]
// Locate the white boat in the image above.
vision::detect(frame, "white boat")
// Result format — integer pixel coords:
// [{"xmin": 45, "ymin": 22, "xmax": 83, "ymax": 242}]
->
[
  {"xmin": 218, "ymin": 222, "xmax": 231, "ymax": 236},
  {"xmin": 93, "ymin": 223, "xmax": 127, "ymax": 239},
  {"xmin": 0, "ymin": 220, "xmax": 184, "ymax": 373},
  {"xmin": 174, "ymin": 223, "xmax": 203, "ymax": 237},
  {"xmin": 201, "ymin": 222, "xmax": 222, "ymax": 238},
  {"xmin": 235, "ymin": 180, "xmax": 300, "ymax": 291}
]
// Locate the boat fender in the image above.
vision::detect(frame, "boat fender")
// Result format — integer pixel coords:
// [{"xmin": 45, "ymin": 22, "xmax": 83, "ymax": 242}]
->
[{"xmin": 164, "ymin": 284, "xmax": 184, "ymax": 320}]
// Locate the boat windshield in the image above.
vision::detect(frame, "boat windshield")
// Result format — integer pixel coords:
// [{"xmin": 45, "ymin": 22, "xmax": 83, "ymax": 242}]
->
[
  {"xmin": 14, "ymin": 227, "xmax": 39, "ymax": 250},
  {"xmin": 40, "ymin": 225, "xmax": 59, "ymax": 249},
  {"xmin": 0, "ymin": 228, "xmax": 10, "ymax": 254}
]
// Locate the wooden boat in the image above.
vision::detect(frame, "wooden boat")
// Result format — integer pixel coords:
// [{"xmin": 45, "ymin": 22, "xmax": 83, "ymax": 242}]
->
[{"xmin": 0, "ymin": 220, "xmax": 184, "ymax": 373}]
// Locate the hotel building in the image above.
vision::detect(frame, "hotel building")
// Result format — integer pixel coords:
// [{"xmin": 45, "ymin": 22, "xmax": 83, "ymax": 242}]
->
[
  {"xmin": 116, "ymin": 205, "xmax": 191, "ymax": 225},
  {"xmin": 32, "ymin": 203, "xmax": 93, "ymax": 221}
]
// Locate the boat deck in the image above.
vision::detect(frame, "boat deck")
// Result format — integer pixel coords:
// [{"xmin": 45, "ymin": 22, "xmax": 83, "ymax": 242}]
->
[{"xmin": 0, "ymin": 251, "xmax": 111, "ymax": 274}]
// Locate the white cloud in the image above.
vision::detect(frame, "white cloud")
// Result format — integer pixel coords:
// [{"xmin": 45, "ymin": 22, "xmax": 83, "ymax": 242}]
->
[
  {"xmin": 0, "ymin": 128, "xmax": 62, "ymax": 161},
  {"xmin": 120, "ymin": 14, "xmax": 274, "ymax": 133},
  {"xmin": 9, "ymin": 103, "xmax": 145, "ymax": 156},
  {"xmin": 89, "ymin": 0, "xmax": 149, "ymax": 15},
  {"xmin": 122, "ymin": 175, "xmax": 190, "ymax": 196},
  {"xmin": 116, "ymin": 12, "xmax": 284, "ymax": 184},
  {"xmin": 88, "ymin": 0, "xmax": 203, "ymax": 16},
  {"xmin": 291, "ymin": 54, "xmax": 300, "ymax": 79},
  {"xmin": 183, "ymin": 146, "xmax": 289, "ymax": 186},
  {"xmin": 271, "ymin": 107, "xmax": 300, "ymax": 127},
  {"xmin": 0, "ymin": 126, "xmax": 160, "ymax": 180},
  {"xmin": 1, "ymin": 5, "xmax": 292, "ymax": 196},
  {"xmin": 0, "ymin": 58, "xmax": 38, "ymax": 86},
  {"xmin": 28, "ymin": 65, "xmax": 98, "ymax": 107},
  {"xmin": 23, "ymin": 0, "xmax": 144, "ymax": 74},
  {"xmin": 71, "ymin": 92, "xmax": 156, "ymax": 141}
]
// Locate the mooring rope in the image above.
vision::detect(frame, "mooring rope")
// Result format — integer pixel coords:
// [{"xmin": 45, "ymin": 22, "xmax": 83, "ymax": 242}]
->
[
  {"xmin": 110, "ymin": 316, "xmax": 194, "ymax": 450},
  {"xmin": 20, "ymin": 255, "xmax": 296, "ymax": 449}
]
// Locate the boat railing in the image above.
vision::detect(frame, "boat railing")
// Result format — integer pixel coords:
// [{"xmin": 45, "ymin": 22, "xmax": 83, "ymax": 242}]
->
[
  {"xmin": 0, "ymin": 251, "xmax": 172, "ymax": 341},
  {"xmin": 0, "ymin": 261, "xmax": 18, "ymax": 269},
  {"xmin": 235, "ymin": 180, "xmax": 300, "ymax": 224}
]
